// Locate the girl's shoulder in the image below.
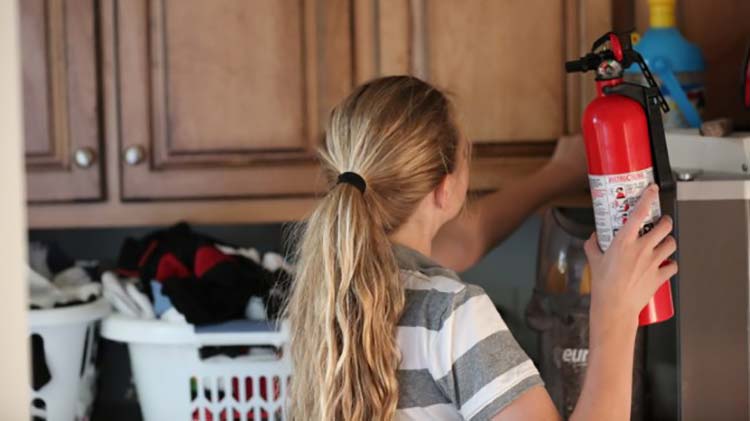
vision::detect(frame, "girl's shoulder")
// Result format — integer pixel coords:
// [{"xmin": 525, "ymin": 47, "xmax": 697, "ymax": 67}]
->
[
  {"xmin": 399, "ymin": 268, "xmax": 489, "ymax": 329},
  {"xmin": 399, "ymin": 267, "xmax": 484, "ymax": 298},
  {"xmin": 393, "ymin": 243, "xmax": 491, "ymax": 322}
]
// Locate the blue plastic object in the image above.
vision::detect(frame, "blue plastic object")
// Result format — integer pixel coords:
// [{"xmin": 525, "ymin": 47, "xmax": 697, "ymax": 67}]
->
[
  {"xmin": 627, "ymin": 27, "xmax": 705, "ymax": 127},
  {"xmin": 150, "ymin": 280, "xmax": 173, "ymax": 317}
]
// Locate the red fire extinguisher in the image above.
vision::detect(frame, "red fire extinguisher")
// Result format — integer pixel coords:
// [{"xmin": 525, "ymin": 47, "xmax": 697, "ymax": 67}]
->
[{"xmin": 566, "ymin": 32, "xmax": 676, "ymax": 326}]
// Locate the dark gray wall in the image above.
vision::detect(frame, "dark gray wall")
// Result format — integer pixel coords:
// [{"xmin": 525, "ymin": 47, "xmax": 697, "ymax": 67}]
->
[{"xmin": 29, "ymin": 223, "xmax": 289, "ymax": 263}]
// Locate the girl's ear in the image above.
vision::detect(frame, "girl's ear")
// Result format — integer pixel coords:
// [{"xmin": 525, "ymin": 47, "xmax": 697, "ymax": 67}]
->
[{"xmin": 433, "ymin": 174, "xmax": 452, "ymax": 209}]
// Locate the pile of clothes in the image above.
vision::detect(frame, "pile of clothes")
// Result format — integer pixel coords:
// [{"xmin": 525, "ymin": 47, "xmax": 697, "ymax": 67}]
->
[{"xmin": 104, "ymin": 223, "xmax": 293, "ymax": 326}]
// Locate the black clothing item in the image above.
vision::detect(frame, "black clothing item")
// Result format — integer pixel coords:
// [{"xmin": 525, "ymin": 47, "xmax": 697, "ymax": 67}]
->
[
  {"xmin": 117, "ymin": 223, "xmax": 290, "ymax": 325},
  {"xmin": 45, "ymin": 242, "xmax": 75, "ymax": 275},
  {"xmin": 30, "ymin": 334, "xmax": 51, "ymax": 391},
  {"xmin": 116, "ymin": 223, "xmax": 212, "ymax": 291},
  {"xmin": 160, "ymin": 245, "xmax": 274, "ymax": 325},
  {"xmin": 29, "ymin": 294, "xmax": 98, "ymax": 311}
]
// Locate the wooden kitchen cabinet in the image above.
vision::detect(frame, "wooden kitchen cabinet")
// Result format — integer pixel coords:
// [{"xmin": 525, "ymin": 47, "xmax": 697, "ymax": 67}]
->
[
  {"xmin": 28, "ymin": 0, "xmax": 605, "ymax": 227},
  {"xmin": 116, "ymin": 0, "xmax": 351, "ymax": 200},
  {"xmin": 114, "ymin": 0, "xmax": 607, "ymax": 198},
  {"xmin": 20, "ymin": 0, "xmax": 103, "ymax": 203}
]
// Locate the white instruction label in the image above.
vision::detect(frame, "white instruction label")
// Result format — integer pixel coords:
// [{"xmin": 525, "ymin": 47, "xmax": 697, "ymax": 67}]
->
[{"xmin": 589, "ymin": 168, "xmax": 661, "ymax": 251}]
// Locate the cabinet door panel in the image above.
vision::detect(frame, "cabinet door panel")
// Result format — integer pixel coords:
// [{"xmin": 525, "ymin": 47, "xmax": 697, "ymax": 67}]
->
[
  {"xmin": 426, "ymin": 1, "xmax": 565, "ymax": 142},
  {"xmin": 118, "ymin": 0, "xmax": 352, "ymax": 200},
  {"xmin": 359, "ymin": 0, "xmax": 566, "ymax": 144},
  {"xmin": 162, "ymin": 0, "xmax": 305, "ymax": 154},
  {"xmin": 21, "ymin": 0, "xmax": 102, "ymax": 202}
]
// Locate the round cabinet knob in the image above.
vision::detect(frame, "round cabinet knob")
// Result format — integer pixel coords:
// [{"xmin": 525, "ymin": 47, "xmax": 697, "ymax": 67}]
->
[
  {"xmin": 123, "ymin": 145, "xmax": 147, "ymax": 166},
  {"xmin": 73, "ymin": 147, "xmax": 97, "ymax": 169}
]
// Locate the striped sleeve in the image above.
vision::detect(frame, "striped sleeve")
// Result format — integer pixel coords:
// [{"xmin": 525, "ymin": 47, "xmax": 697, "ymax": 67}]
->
[{"xmin": 430, "ymin": 285, "xmax": 544, "ymax": 421}]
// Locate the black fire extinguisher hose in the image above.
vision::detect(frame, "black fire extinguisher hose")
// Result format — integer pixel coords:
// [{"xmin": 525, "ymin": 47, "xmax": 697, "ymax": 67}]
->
[{"xmin": 565, "ymin": 51, "xmax": 614, "ymax": 74}]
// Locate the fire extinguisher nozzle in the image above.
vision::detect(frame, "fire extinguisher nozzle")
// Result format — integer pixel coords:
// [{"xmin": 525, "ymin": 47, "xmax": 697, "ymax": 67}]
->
[
  {"xmin": 565, "ymin": 60, "xmax": 586, "ymax": 73},
  {"xmin": 566, "ymin": 51, "xmax": 618, "ymax": 75}
]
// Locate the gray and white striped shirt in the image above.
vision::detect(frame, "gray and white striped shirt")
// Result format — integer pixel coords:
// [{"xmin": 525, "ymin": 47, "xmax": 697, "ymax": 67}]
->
[{"xmin": 393, "ymin": 245, "xmax": 543, "ymax": 421}]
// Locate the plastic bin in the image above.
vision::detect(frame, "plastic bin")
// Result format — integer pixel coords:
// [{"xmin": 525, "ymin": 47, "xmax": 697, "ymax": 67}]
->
[
  {"xmin": 29, "ymin": 298, "xmax": 111, "ymax": 421},
  {"xmin": 101, "ymin": 315, "xmax": 291, "ymax": 421}
]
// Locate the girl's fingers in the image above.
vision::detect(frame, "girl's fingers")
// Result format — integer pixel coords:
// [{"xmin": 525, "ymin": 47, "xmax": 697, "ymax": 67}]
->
[
  {"xmin": 656, "ymin": 260, "xmax": 679, "ymax": 282},
  {"xmin": 652, "ymin": 235, "xmax": 677, "ymax": 264},
  {"xmin": 641, "ymin": 260, "xmax": 678, "ymax": 296},
  {"xmin": 641, "ymin": 215, "xmax": 673, "ymax": 249},
  {"xmin": 619, "ymin": 185, "xmax": 659, "ymax": 242}
]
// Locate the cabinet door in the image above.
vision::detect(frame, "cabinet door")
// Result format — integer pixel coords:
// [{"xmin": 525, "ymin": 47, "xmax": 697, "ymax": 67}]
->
[
  {"xmin": 117, "ymin": 0, "xmax": 352, "ymax": 200},
  {"xmin": 21, "ymin": 0, "xmax": 102, "ymax": 203},
  {"xmin": 357, "ymin": 0, "xmax": 568, "ymax": 143}
]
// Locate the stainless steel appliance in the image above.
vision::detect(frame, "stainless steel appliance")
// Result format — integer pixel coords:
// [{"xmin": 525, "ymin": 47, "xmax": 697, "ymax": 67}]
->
[{"xmin": 669, "ymin": 130, "xmax": 750, "ymax": 420}]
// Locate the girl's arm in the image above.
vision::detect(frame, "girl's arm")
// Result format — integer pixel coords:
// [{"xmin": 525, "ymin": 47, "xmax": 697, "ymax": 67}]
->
[
  {"xmin": 432, "ymin": 135, "xmax": 587, "ymax": 272},
  {"xmin": 492, "ymin": 187, "xmax": 678, "ymax": 421},
  {"xmin": 491, "ymin": 314, "xmax": 638, "ymax": 421}
]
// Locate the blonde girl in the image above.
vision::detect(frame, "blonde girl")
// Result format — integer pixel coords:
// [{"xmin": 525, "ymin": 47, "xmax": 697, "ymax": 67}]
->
[{"xmin": 285, "ymin": 76, "xmax": 677, "ymax": 421}]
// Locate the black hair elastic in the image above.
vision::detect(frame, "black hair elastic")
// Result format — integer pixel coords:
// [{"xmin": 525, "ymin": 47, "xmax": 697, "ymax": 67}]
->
[{"xmin": 337, "ymin": 172, "xmax": 367, "ymax": 194}]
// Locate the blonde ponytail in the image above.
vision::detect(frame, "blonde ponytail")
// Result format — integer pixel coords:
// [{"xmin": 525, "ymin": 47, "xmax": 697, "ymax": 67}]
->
[{"xmin": 285, "ymin": 76, "xmax": 460, "ymax": 420}]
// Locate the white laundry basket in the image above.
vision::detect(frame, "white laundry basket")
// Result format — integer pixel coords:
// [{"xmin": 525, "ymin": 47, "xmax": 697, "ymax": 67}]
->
[
  {"xmin": 101, "ymin": 315, "xmax": 291, "ymax": 421},
  {"xmin": 28, "ymin": 298, "xmax": 110, "ymax": 421}
]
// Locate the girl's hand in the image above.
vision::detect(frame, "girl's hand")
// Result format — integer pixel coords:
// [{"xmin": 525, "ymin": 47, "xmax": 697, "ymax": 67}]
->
[{"xmin": 584, "ymin": 185, "xmax": 678, "ymax": 334}]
